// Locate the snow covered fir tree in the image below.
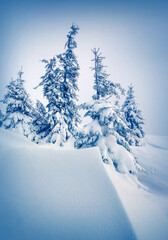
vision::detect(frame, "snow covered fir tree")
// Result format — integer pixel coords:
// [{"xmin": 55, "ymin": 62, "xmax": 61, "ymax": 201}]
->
[
  {"xmin": 35, "ymin": 24, "xmax": 80, "ymax": 146},
  {"xmin": 57, "ymin": 24, "xmax": 80, "ymax": 135},
  {"xmin": 122, "ymin": 84, "xmax": 145, "ymax": 146},
  {"xmin": 75, "ymin": 48, "xmax": 139, "ymax": 175},
  {"xmin": 1, "ymin": 68, "xmax": 34, "ymax": 138}
]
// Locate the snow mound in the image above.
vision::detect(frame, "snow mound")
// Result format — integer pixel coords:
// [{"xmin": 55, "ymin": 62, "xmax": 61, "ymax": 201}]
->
[
  {"xmin": 0, "ymin": 127, "xmax": 33, "ymax": 150},
  {"xmin": 0, "ymin": 129, "xmax": 135, "ymax": 240},
  {"xmin": 104, "ymin": 134, "xmax": 168, "ymax": 240},
  {"xmin": 98, "ymin": 135, "xmax": 137, "ymax": 174}
]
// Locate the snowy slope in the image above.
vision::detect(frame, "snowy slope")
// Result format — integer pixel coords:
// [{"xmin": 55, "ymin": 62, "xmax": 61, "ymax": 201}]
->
[
  {"xmin": 0, "ymin": 128, "xmax": 135, "ymax": 240},
  {"xmin": 135, "ymin": 135, "xmax": 168, "ymax": 217},
  {"xmin": 136, "ymin": 135, "xmax": 168, "ymax": 196},
  {"xmin": 104, "ymin": 135, "xmax": 168, "ymax": 240}
]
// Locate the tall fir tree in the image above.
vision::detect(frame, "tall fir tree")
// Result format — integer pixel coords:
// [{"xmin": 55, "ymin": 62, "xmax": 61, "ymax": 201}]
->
[
  {"xmin": 36, "ymin": 24, "xmax": 80, "ymax": 146},
  {"xmin": 2, "ymin": 69, "xmax": 33, "ymax": 137},
  {"xmin": 122, "ymin": 84, "xmax": 145, "ymax": 146},
  {"xmin": 57, "ymin": 24, "xmax": 80, "ymax": 134},
  {"xmin": 75, "ymin": 49, "xmax": 138, "ymax": 174}
]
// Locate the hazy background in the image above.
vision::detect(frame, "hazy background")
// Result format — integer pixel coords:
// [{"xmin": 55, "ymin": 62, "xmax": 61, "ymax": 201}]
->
[{"xmin": 0, "ymin": 0, "xmax": 168, "ymax": 135}]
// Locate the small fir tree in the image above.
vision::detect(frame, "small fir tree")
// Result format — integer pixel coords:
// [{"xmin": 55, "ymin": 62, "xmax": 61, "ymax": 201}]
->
[
  {"xmin": 122, "ymin": 84, "xmax": 145, "ymax": 146},
  {"xmin": 2, "ymin": 69, "xmax": 33, "ymax": 137}
]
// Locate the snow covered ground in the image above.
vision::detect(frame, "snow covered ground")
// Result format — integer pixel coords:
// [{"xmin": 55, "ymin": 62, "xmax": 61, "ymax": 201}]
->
[
  {"xmin": 0, "ymin": 128, "xmax": 135, "ymax": 240},
  {"xmin": 0, "ymin": 129, "xmax": 168, "ymax": 240},
  {"xmin": 104, "ymin": 134, "xmax": 168, "ymax": 240}
]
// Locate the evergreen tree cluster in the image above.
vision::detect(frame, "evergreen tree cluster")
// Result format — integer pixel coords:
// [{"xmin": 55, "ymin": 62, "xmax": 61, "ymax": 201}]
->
[{"xmin": 0, "ymin": 24, "xmax": 145, "ymax": 174}]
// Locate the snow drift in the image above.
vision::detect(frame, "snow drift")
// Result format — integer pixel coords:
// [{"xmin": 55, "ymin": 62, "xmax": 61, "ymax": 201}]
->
[
  {"xmin": 104, "ymin": 134, "xmax": 168, "ymax": 240},
  {"xmin": 0, "ymin": 128, "xmax": 135, "ymax": 240}
]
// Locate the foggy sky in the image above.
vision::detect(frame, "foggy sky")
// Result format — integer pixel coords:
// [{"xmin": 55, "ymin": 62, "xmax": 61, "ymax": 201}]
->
[{"xmin": 0, "ymin": 0, "xmax": 168, "ymax": 135}]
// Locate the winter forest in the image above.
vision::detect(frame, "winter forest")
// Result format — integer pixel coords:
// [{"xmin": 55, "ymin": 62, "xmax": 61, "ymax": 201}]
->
[
  {"xmin": 0, "ymin": 16, "xmax": 168, "ymax": 239},
  {"xmin": 0, "ymin": 24, "xmax": 145, "ymax": 176}
]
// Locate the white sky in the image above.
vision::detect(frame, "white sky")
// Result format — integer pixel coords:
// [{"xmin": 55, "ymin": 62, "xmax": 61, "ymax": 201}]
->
[{"xmin": 0, "ymin": 1, "xmax": 168, "ymax": 135}]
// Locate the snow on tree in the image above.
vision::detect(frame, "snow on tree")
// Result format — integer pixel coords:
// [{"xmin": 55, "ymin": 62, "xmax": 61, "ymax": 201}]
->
[
  {"xmin": 36, "ymin": 100, "xmax": 47, "ymax": 116},
  {"xmin": 74, "ymin": 99, "xmax": 138, "ymax": 174},
  {"xmin": 1, "ymin": 69, "xmax": 33, "ymax": 137},
  {"xmin": 35, "ymin": 57, "xmax": 67, "ymax": 145},
  {"xmin": 37, "ymin": 58, "xmax": 63, "ymax": 117},
  {"xmin": 75, "ymin": 49, "xmax": 138, "ymax": 175},
  {"xmin": 30, "ymin": 100, "xmax": 51, "ymax": 142},
  {"xmin": 122, "ymin": 84, "xmax": 145, "ymax": 146},
  {"xmin": 35, "ymin": 57, "xmax": 74, "ymax": 146},
  {"xmin": 35, "ymin": 24, "xmax": 80, "ymax": 146}
]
